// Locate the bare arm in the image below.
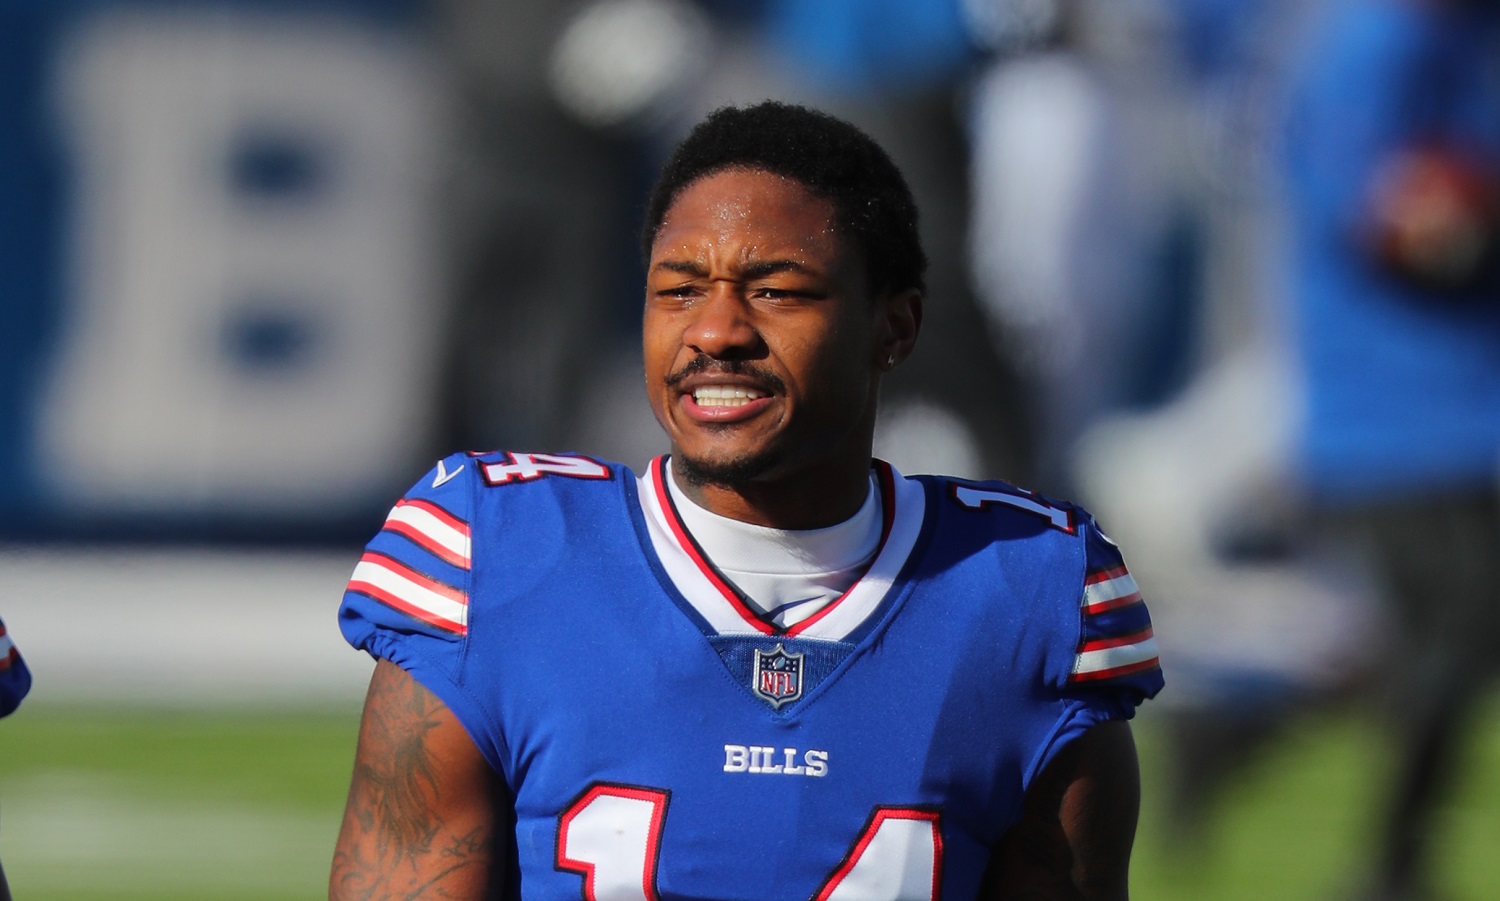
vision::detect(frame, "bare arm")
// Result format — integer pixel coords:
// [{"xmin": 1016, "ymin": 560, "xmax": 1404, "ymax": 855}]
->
[
  {"xmin": 982, "ymin": 720, "xmax": 1142, "ymax": 901},
  {"xmin": 330, "ymin": 659, "xmax": 505, "ymax": 900}
]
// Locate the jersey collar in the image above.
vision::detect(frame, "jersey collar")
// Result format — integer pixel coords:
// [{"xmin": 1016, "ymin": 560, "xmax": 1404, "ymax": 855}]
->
[{"xmin": 636, "ymin": 455, "xmax": 927, "ymax": 641}]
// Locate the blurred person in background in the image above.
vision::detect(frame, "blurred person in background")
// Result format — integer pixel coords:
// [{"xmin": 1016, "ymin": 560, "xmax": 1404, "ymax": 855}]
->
[
  {"xmin": 968, "ymin": 0, "xmax": 1197, "ymax": 497},
  {"xmin": 0, "ymin": 616, "xmax": 31, "ymax": 901},
  {"xmin": 973, "ymin": 0, "xmax": 1379, "ymax": 849},
  {"xmin": 1281, "ymin": 0, "xmax": 1500, "ymax": 897},
  {"xmin": 431, "ymin": 0, "xmax": 640, "ymax": 456}
]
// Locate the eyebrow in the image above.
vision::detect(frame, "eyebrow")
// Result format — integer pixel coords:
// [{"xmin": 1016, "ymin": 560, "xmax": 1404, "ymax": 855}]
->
[
  {"xmin": 651, "ymin": 259, "xmax": 815, "ymax": 279},
  {"xmin": 743, "ymin": 260, "xmax": 813, "ymax": 279}
]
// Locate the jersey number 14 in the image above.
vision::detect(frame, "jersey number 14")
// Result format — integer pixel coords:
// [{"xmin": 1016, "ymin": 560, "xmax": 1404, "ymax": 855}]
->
[{"xmin": 557, "ymin": 783, "xmax": 943, "ymax": 900}]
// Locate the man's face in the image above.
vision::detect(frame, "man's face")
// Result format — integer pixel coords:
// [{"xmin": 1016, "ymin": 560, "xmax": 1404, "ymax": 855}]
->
[{"xmin": 643, "ymin": 167, "xmax": 895, "ymax": 489}]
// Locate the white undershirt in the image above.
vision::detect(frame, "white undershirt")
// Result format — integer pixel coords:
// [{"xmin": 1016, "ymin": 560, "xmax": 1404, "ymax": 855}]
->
[{"xmin": 665, "ymin": 460, "xmax": 883, "ymax": 630}]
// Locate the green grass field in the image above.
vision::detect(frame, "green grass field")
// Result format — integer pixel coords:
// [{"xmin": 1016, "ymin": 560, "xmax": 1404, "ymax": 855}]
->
[{"xmin": 2, "ymin": 696, "xmax": 1498, "ymax": 900}]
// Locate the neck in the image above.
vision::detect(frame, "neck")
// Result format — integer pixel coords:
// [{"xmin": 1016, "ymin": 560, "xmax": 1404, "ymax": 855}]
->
[{"xmin": 670, "ymin": 454, "xmax": 874, "ymax": 530}]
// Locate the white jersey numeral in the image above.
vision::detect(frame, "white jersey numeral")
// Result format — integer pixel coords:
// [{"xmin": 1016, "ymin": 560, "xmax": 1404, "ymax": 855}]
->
[
  {"xmin": 816, "ymin": 809, "xmax": 944, "ymax": 901},
  {"xmin": 556, "ymin": 784, "xmax": 941, "ymax": 900},
  {"xmin": 952, "ymin": 485, "xmax": 1074, "ymax": 532},
  {"xmin": 556, "ymin": 784, "xmax": 668, "ymax": 901},
  {"xmin": 481, "ymin": 452, "xmax": 611, "ymax": 485}
]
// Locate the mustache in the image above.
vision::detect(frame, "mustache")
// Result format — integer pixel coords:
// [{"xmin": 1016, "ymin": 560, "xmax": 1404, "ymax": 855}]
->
[{"xmin": 665, "ymin": 356, "xmax": 786, "ymax": 394}]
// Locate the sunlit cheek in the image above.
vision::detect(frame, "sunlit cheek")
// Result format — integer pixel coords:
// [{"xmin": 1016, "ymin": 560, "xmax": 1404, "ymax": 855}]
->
[{"xmin": 641, "ymin": 318, "xmax": 679, "ymax": 367}]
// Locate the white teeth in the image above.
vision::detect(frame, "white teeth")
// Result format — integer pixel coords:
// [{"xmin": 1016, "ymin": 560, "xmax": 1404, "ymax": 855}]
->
[{"xmin": 692, "ymin": 385, "xmax": 766, "ymax": 407}]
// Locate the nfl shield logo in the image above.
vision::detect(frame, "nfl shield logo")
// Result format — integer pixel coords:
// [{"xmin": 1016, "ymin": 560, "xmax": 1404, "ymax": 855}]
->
[{"xmin": 752, "ymin": 643, "xmax": 804, "ymax": 709}]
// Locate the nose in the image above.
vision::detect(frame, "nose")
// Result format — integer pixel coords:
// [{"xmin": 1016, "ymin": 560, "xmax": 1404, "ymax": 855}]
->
[{"xmin": 683, "ymin": 287, "xmax": 765, "ymax": 359}]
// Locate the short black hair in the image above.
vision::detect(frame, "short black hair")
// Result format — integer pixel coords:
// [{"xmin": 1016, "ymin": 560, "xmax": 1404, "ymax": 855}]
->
[{"xmin": 641, "ymin": 101, "xmax": 927, "ymax": 296}]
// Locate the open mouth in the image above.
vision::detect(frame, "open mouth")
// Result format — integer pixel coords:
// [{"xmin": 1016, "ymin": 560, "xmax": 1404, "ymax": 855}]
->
[{"xmin": 691, "ymin": 385, "xmax": 768, "ymax": 408}]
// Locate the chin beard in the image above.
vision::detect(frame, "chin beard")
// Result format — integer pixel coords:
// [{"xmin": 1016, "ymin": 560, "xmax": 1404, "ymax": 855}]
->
[{"xmin": 672, "ymin": 446, "xmax": 780, "ymax": 489}]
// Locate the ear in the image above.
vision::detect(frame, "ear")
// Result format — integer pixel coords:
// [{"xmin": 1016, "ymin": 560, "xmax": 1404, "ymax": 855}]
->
[{"xmin": 874, "ymin": 288, "xmax": 922, "ymax": 371}]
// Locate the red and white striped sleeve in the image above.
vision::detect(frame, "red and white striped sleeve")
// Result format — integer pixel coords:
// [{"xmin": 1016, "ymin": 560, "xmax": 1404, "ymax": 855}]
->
[
  {"xmin": 339, "ymin": 454, "xmax": 474, "ymax": 664},
  {"xmin": 1066, "ymin": 519, "xmax": 1163, "ymax": 703}
]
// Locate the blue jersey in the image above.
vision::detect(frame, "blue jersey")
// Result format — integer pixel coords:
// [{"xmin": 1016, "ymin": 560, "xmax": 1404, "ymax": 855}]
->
[
  {"xmin": 0, "ymin": 616, "xmax": 31, "ymax": 718},
  {"xmin": 340, "ymin": 452, "xmax": 1162, "ymax": 900}
]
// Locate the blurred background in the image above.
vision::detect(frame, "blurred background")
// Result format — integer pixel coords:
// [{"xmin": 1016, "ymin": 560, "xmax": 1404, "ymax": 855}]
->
[{"xmin": 1, "ymin": 0, "xmax": 1498, "ymax": 898}]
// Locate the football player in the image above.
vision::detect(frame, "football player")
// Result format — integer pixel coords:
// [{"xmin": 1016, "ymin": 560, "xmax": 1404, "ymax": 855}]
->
[
  {"xmin": 0, "ymin": 617, "xmax": 27, "ymax": 720},
  {"xmin": 331, "ymin": 102, "xmax": 1162, "ymax": 900},
  {"xmin": 1282, "ymin": 1, "xmax": 1500, "ymax": 897},
  {"xmin": 1, "ymin": 616, "xmax": 31, "ymax": 901}
]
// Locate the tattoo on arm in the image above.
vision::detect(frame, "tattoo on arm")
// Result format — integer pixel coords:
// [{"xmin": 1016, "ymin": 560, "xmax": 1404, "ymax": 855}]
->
[{"xmin": 331, "ymin": 661, "xmax": 500, "ymax": 900}]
